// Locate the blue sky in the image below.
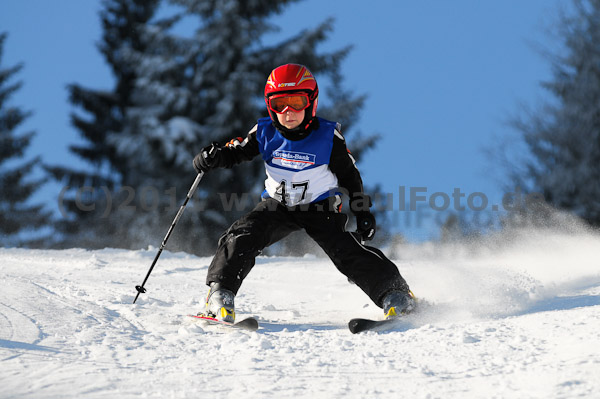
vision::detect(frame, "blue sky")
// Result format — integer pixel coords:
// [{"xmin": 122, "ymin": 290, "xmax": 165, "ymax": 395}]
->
[{"xmin": 0, "ymin": 0, "xmax": 566, "ymax": 241}]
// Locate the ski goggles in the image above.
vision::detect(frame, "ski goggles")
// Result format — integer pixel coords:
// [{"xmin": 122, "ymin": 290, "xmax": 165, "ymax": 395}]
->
[{"xmin": 267, "ymin": 93, "xmax": 310, "ymax": 114}]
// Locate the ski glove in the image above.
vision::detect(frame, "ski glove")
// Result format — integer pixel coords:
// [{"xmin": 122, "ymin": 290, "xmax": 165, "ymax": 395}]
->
[
  {"xmin": 355, "ymin": 211, "xmax": 376, "ymax": 241},
  {"xmin": 193, "ymin": 142, "xmax": 222, "ymax": 173},
  {"xmin": 350, "ymin": 193, "xmax": 376, "ymax": 241}
]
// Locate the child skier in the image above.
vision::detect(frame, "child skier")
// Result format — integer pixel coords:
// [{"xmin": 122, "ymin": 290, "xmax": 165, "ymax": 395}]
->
[{"xmin": 193, "ymin": 63, "xmax": 414, "ymax": 323}]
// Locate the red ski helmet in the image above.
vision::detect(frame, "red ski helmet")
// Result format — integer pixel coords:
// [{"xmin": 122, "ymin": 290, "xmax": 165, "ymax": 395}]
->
[{"xmin": 264, "ymin": 64, "xmax": 319, "ymax": 125}]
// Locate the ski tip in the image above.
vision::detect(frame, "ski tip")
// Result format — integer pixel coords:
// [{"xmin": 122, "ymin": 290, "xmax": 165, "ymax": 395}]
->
[
  {"xmin": 348, "ymin": 318, "xmax": 373, "ymax": 334},
  {"xmin": 348, "ymin": 319, "xmax": 361, "ymax": 334},
  {"xmin": 348, "ymin": 317, "xmax": 400, "ymax": 334},
  {"xmin": 188, "ymin": 314, "xmax": 259, "ymax": 332},
  {"xmin": 241, "ymin": 317, "xmax": 259, "ymax": 331}
]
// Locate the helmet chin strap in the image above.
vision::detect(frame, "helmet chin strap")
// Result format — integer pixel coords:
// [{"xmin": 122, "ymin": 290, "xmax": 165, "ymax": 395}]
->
[{"xmin": 272, "ymin": 113, "xmax": 318, "ymax": 140}]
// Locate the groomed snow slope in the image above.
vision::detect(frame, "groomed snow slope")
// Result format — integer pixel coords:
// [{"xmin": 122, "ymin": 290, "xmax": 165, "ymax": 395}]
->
[{"xmin": 1, "ymin": 228, "xmax": 599, "ymax": 398}]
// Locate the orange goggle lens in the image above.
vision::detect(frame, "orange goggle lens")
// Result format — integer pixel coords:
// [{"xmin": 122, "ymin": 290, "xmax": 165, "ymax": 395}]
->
[{"xmin": 268, "ymin": 94, "xmax": 309, "ymax": 113}]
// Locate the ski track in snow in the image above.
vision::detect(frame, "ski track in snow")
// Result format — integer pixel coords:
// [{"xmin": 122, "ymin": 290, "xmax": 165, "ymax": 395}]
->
[{"xmin": 1, "ymin": 229, "xmax": 600, "ymax": 398}]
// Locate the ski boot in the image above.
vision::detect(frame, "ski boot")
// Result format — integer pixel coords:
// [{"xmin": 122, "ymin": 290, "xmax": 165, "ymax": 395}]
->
[
  {"xmin": 382, "ymin": 290, "xmax": 416, "ymax": 319},
  {"xmin": 202, "ymin": 283, "xmax": 235, "ymax": 323}
]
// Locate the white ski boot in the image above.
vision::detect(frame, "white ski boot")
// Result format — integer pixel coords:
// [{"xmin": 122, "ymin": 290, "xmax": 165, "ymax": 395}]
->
[
  {"xmin": 203, "ymin": 283, "xmax": 235, "ymax": 323},
  {"xmin": 382, "ymin": 290, "xmax": 416, "ymax": 319}
]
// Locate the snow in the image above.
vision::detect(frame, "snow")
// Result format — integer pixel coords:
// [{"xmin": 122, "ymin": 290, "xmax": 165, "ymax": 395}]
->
[{"xmin": 1, "ymin": 228, "xmax": 600, "ymax": 398}]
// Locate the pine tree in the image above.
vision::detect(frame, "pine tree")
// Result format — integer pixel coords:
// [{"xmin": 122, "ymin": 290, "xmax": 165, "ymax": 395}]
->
[
  {"xmin": 46, "ymin": 0, "xmax": 161, "ymax": 249},
  {"xmin": 0, "ymin": 33, "xmax": 50, "ymax": 247},
  {"xmin": 511, "ymin": 0, "xmax": 600, "ymax": 227}
]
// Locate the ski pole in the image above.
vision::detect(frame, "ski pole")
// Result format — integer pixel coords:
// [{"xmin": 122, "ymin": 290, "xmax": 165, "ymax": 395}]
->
[{"xmin": 133, "ymin": 172, "xmax": 204, "ymax": 304}]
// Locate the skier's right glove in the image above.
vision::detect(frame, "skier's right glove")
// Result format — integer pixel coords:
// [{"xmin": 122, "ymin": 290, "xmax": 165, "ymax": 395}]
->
[{"xmin": 193, "ymin": 142, "xmax": 222, "ymax": 173}]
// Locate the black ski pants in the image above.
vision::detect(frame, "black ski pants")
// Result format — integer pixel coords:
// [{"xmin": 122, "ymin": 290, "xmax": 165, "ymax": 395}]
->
[{"xmin": 205, "ymin": 198, "xmax": 410, "ymax": 307}]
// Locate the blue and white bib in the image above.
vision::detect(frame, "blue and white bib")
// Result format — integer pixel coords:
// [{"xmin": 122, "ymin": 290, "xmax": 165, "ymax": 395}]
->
[{"xmin": 254, "ymin": 117, "xmax": 339, "ymax": 206}]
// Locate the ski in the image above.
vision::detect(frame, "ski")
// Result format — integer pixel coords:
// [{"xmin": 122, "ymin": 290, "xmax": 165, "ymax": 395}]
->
[
  {"xmin": 188, "ymin": 314, "xmax": 259, "ymax": 332},
  {"xmin": 350, "ymin": 291, "xmax": 421, "ymax": 333},
  {"xmin": 348, "ymin": 317, "xmax": 399, "ymax": 334}
]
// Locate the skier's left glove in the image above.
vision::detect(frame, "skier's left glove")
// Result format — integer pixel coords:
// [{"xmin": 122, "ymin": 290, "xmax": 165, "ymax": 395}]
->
[
  {"xmin": 350, "ymin": 193, "xmax": 376, "ymax": 241},
  {"xmin": 355, "ymin": 212, "xmax": 376, "ymax": 241}
]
